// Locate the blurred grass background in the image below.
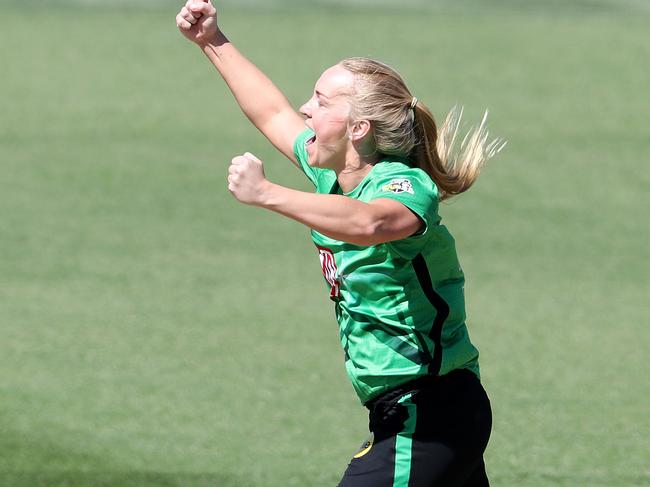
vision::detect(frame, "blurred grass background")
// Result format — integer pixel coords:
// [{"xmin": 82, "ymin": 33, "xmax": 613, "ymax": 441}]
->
[{"xmin": 1, "ymin": 0, "xmax": 648, "ymax": 485}]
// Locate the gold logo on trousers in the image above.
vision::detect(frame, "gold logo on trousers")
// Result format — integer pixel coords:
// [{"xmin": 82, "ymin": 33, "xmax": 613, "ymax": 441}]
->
[{"xmin": 353, "ymin": 434, "xmax": 374, "ymax": 458}]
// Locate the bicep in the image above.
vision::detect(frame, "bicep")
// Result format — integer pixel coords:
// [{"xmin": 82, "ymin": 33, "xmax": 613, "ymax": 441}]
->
[
  {"xmin": 258, "ymin": 108, "xmax": 306, "ymax": 167},
  {"xmin": 368, "ymin": 198, "xmax": 424, "ymax": 243}
]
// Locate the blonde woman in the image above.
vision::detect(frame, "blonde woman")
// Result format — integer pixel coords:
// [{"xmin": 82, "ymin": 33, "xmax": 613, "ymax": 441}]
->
[{"xmin": 177, "ymin": 2, "xmax": 503, "ymax": 485}]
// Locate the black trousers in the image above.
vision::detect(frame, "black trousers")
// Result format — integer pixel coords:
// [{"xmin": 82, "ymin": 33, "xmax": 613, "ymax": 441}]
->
[{"xmin": 338, "ymin": 369, "xmax": 492, "ymax": 487}]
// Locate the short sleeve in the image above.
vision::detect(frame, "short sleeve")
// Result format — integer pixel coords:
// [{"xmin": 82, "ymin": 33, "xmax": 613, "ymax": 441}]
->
[
  {"xmin": 293, "ymin": 129, "xmax": 319, "ymax": 187},
  {"xmin": 370, "ymin": 169, "xmax": 439, "ymax": 228},
  {"xmin": 366, "ymin": 167, "xmax": 441, "ymax": 257}
]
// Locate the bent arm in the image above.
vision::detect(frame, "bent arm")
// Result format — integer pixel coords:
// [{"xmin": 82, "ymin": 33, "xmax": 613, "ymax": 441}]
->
[
  {"xmin": 201, "ymin": 32, "xmax": 305, "ymax": 165},
  {"xmin": 259, "ymin": 183, "xmax": 423, "ymax": 246}
]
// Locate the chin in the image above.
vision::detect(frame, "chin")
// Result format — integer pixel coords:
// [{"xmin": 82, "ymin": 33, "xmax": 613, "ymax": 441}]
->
[
  {"xmin": 307, "ymin": 151, "xmax": 325, "ymax": 168},
  {"xmin": 308, "ymin": 144, "xmax": 339, "ymax": 170},
  {"xmin": 310, "ymin": 158, "xmax": 335, "ymax": 170}
]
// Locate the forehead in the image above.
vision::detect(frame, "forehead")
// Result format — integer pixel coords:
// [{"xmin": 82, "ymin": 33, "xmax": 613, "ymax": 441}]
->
[{"xmin": 314, "ymin": 65, "xmax": 354, "ymax": 98}]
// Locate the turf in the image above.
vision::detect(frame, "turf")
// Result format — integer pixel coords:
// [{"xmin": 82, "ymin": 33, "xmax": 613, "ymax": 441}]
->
[{"xmin": 1, "ymin": 1, "xmax": 648, "ymax": 485}]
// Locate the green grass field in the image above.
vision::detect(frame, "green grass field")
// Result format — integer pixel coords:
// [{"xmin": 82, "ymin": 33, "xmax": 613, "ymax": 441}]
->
[{"xmin": 1, "ymin": 1, "xmax": 648, "ymax": 485}]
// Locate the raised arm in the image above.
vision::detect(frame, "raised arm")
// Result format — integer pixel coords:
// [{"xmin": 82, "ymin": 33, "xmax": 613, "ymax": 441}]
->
[{"xmin": 176, "ymin": 0, "xmax": 306, "ymax": 165}]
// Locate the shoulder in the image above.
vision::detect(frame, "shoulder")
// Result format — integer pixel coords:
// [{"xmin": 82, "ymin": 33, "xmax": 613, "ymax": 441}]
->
[
  {"xmin": 365, "ymin": 159, "xmax": 441, "ymax": 237},
  {"xmin": 368, "ymin": 160, "xmax": 439, "ymax": 200}
]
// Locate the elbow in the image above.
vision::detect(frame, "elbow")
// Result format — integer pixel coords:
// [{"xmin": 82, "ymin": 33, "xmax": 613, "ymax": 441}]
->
[
  {"xmin": 345, "ymin": 212, "xmax": 420, "ymax": 246},
  {"xmin": 347, "ymin": 218, "xmax": 387, "ymax": 246}
]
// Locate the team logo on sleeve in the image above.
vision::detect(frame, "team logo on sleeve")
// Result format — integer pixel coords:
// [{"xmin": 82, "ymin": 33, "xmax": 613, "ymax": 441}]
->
[{"xmin": 381, "ymin": 178, "xmax": 414, "ymax": 194}]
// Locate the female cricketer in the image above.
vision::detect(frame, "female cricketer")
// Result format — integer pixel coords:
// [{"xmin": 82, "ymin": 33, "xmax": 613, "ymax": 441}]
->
[{"xmin": 177, "ymin": 1, "xmax": 503, "ymax": 485}]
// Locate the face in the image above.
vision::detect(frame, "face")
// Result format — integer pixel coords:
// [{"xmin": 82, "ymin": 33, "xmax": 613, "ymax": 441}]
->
[{"xmin": 299, "ymin": 65, "xmax": 355, "ymax": 170}]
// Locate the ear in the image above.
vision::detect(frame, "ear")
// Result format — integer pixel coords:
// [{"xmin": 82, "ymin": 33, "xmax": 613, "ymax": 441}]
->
[{"xmin": 349, "ymin": 119, "xmax": 372, "ymax": 142}]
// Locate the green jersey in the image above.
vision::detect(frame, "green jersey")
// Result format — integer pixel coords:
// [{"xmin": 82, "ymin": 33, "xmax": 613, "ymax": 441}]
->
[{"xmin": 294, "ymin": 130, "xmax": 480, "ymax": 404}]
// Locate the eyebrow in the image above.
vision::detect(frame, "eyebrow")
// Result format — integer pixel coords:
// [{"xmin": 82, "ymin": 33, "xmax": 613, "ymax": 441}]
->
[{"xmin": 315, "ymin": 90, "xmax": 331, "ymax": 99}]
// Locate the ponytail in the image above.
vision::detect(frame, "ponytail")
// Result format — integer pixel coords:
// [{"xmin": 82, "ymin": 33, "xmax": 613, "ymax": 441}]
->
[
  {"xmin": 340, "ymin": 57, "xmax": 505, "ymax": 200},
  {"xmin": 412, "ymin": 103, "xmax": 506, "ymax": 201}
]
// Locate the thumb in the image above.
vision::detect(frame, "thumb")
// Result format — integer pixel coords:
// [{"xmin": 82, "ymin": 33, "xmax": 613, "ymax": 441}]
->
[{"xmin": 243, "ymin": 152, "xmax": 262, "ymax": 164}]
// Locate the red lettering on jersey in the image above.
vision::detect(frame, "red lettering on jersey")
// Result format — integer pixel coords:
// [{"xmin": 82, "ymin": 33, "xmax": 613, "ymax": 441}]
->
[{"xmin": 316, "ymin": 246, "xmax": 340, "ymax": 300}]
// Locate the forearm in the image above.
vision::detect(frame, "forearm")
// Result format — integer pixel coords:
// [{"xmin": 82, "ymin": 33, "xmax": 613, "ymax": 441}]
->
[
  {"xmin": 200, "ymin": 32, "xmax": 294, "ymax": 130},
  {"xmin": 260, "ymin": 183, "xmax": 386, "ymax": 246},
  {"xmin": 227, "ymin": 155, "xmax": 422, "ymax": 243}
]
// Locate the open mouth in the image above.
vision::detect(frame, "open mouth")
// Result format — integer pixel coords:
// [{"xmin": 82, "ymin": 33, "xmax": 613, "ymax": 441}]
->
[{"xmin": 305, "ymin": 134, "xmax": 317, "ymax": 147}]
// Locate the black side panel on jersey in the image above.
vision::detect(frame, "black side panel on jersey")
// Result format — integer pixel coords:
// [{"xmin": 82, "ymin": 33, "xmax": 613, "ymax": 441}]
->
[{"xmin": 411, "ymin": 253, "xmax": 450, "ymax": 376}]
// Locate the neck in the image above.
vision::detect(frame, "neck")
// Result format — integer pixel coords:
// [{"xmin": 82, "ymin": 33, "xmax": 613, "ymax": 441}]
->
[
  {"xmin": 336, "ymin": 165, "xmax": 372, "ymax": 193},
  {"xmin": 332, "ymin": 139, "xmax": 380, "ymax": 193},
  {"xmin": 336, "ymin": 153, "xmax": 379, "ymax": 193}
]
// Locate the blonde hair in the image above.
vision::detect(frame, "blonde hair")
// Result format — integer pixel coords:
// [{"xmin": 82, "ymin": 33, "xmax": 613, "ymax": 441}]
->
[{"xmin": 339, "ymin": 57, "xmax": 506, "ymax": 201}]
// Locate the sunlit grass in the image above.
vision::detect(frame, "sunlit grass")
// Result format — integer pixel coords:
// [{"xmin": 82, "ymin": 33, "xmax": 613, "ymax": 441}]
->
[{"xmin": 0, "ymin": 2, "xmax": 648, "ymax": 485}]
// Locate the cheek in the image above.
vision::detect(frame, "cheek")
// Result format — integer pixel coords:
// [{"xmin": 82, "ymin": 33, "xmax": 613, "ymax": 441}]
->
[
  {"xmin": 317, "ymin": 116, "xmax": 349, "ymax": 141},
  {"xmin": 314, "ymin": 105, "xmax": 350, "ymax": 131}
]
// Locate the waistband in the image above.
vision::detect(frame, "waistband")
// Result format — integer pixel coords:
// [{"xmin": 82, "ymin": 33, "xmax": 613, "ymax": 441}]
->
[{"xmin": 364, "ymin": 368, "xmax": 477, "ymax": 410}]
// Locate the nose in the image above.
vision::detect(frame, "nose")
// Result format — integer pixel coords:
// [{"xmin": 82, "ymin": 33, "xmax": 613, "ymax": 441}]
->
[{"xmin": 299, "ymin": 97, "xmax": 314, "ymax": 119}]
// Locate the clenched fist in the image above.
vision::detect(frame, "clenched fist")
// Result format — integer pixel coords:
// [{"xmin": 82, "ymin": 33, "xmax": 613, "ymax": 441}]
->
[
  {"xmin": 176, "ymin": 0, "xmax": 218, "ymax": 46},
  {"xmin": 228, "ymin": 152, "xmax": 270, "ymax": 206}
]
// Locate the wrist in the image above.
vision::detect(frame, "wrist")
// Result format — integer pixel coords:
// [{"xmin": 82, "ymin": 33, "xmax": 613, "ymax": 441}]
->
[
  {"xmin": 199, "ymin": 30, "xmax": 228, "ymax": 52},
  {"xmin": 257, "ymin": 180, "xmax": 281, "ymax": 208}
]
